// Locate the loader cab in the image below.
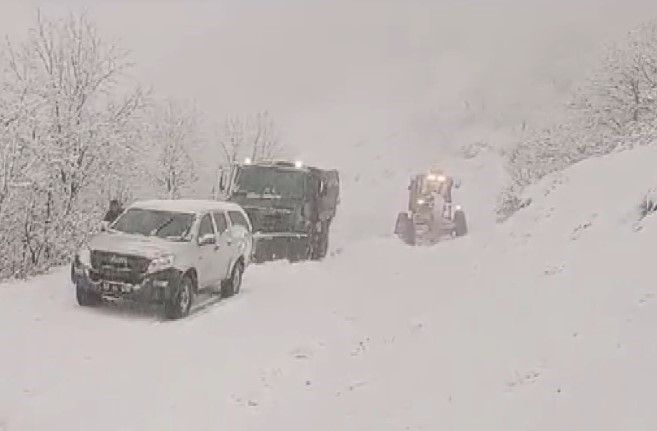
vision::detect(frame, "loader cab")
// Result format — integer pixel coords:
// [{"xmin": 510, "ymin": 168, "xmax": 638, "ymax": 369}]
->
[{"xmin": 408, "ymin": 174, "xmax": 426, "ymax": 213}]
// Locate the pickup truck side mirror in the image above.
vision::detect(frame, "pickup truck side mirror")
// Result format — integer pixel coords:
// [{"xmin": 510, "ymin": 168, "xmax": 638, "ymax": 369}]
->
[
  {"xmin": 100, "ymin": 221, "xmax": 110, "ymax": 232},
  {"xmin": 198, "ymin": 233, "xmax": 216, "ymax": 246}
]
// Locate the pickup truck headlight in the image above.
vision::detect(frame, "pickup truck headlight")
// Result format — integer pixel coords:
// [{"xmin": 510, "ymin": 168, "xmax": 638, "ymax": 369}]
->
[
  {"xmin": 76, "ymin": 246, "xmax": 92, "ymax": 268},
  {"xmin": 147, "ymin": 254, "xmax": 175, "ymax": 274}
]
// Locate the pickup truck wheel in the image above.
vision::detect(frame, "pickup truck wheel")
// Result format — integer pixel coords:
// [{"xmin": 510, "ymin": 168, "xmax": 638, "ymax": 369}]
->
[
  {"xmin": 222, "ymin": 261, "xmax": 244, "ymax": 297},
  {"xmin": 164, "ymin": 274, "xmax": 194, "ymax": 319},
  {"xmin": 76, "ymin": 284, "xmax": 101, "ymax": 306}
]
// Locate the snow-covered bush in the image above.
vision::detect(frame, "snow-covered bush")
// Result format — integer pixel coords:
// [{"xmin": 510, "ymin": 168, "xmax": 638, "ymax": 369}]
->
[
  {"xmin": 461, "ymin": 141, "xmax": 490, "ymax": 159},
  {"xmin": 639, "ymin": 188, "xmax": 657, "ymax": 219},
  {"xmin": 496, "ymin": 185, "xmax": 532, "ymax": 222}
]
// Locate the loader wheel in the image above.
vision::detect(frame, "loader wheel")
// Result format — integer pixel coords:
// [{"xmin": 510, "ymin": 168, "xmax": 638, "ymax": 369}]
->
[
  {"xmin": 454, "ymin": 210, "xmax": 468, "ymax": 237},
  {"xmin": 394, "ymin": 212, "xmax": 407, "ymax": 235},
  {"xmin": 396, "ymin": 213, "xmax": 416, "ymax": 245}
]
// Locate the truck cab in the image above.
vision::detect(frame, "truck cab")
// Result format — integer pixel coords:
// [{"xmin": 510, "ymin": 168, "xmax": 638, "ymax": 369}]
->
[{"xmin": 218, "ymin": 160, "xmax": 339, "ymax": 262}]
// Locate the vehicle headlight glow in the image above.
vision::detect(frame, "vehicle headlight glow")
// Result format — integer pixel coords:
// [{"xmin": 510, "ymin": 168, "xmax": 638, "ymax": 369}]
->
[
  {"xmin": 427, "ymin": 174, "xmax": 437, "ymax": 181},
  {"xmin": 455, "ymin": 205, "xmax": 462, "ymax": 211},
  {"xmin": 148, "ymin": 254, "xmax": 175, "ymax": 273},
  {"xmin": 436, "ymin": 175, "xmax": 446, "ymax": 182},
  {"xmin": 294, "ymin": 160, "xmax": 303, "ymax": 168},
  {"xmin": 244, "ymin": 157, "xmax": 252, "ymax": 165},
  {"xmin": 417, "ymin": 198, "xmax": 425, "ymax": 205},
  {"xmin": 77, "ymin": 246, "xmax": 91, "ymax": 267}
]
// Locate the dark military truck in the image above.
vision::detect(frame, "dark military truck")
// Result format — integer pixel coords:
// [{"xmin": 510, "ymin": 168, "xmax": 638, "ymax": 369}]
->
[{"xmin": 218, "ymin": 160, "xmax": 339, "ymax": 263}]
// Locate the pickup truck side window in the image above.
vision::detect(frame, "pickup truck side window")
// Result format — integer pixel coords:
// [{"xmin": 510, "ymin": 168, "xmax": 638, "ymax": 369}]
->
[
  {"xmin": 213, "ymin": 212, "xmax": 228, "ymax": 233},
  {"xmin": 198, "ymin": 214, "xmax": 215, "ymax": 238},
  {"xmin": 228, "ymin": 211, "xmax": 250, "ymax": 230}
]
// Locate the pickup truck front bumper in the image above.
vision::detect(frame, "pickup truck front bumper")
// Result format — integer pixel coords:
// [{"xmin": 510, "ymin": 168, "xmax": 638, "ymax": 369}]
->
[{"xmin": 71, "ymin": 262, "xmax": 181, "ymax": 303}]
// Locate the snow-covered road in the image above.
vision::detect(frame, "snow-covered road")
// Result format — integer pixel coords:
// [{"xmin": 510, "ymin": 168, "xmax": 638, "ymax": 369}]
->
[{"xmin": 3, "ymin": 145, "xmax": 657, "ymax": 430}]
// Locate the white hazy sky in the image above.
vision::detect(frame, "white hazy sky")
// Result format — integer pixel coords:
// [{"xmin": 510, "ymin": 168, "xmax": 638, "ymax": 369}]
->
[{"xmin": 2, "ymin": 0, "xmax": 657, "ymax": 162}]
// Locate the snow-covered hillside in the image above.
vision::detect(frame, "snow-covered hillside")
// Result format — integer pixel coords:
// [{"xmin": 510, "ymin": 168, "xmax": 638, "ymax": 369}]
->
[{"xmin": 2, "ymin": 145, "xmax": 657, "ymax": 430}]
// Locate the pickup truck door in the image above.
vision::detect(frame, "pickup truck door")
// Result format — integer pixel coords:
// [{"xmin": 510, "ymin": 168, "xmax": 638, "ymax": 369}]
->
[
  {"xmin": 196, "ymin": 213, "xmax": 219, "ymax": 288},
  {"xmin": 228, "ymin": 210, "xmax": 252, "ymax": 263},
  {"xmin": 212, "ymin": 211, "xmax": 235, "ymax": 281}
]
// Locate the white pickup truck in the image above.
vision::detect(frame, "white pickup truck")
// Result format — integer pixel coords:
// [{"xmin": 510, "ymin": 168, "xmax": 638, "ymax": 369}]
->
[{"xmin": 71, "ymin": 199, "xmax": 253, "ymax": 319}]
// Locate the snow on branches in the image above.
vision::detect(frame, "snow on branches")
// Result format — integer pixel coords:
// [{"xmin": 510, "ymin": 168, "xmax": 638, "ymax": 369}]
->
[
  {"xmin": 214, "ymin": 111, "xmax": 283, "ymax": 196},
  {"xmin": 143, "ymin": 100, "xmax": 200, "ymax": 200},
  {"xmin": 0, "ymin": 11, "xmax": 145, "ymax": 278},
  {"xmin": 500, "ymin": 20, "xmax": 657, "ymax": 221},
  {"xmin": 0, "ymin": 11, "xmax": 287, "ymax": 279}
]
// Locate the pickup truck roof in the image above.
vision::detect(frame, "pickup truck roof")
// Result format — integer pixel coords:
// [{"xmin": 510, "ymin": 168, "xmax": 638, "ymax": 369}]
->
[{"xmin": 129, "ymin": 199, "xmax": 244, "ymax": 214}]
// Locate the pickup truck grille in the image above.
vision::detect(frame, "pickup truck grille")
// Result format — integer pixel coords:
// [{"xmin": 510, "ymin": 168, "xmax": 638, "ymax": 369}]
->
[{"xmin": 90, "ymin": 251, "xmax": 150, "ymax": 284}]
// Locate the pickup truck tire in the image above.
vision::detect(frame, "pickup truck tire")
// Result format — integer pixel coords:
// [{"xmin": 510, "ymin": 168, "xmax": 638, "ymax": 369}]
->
[
  {"xmin": 222, "ymin": 261, "xmax": 244, "ymax": 297},
  {"xmin": 76, "ymin": 284, "xmax": 101, "ymax": 306},
  {"xmin": 164, "ymin": 274, "xmax": 194, "ymax": 319}
]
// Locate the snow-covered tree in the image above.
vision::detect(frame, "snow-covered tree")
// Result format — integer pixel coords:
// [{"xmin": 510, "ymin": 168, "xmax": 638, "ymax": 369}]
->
[
  {"xmin": 214, "ymin": 111, "xmax": 283, "ymax": 195},
  {"xmin": 217, "ymin": 111, "xmax": 282, "ymax": 165},
  {"xmin": 144, "ymin": 100, "xmax": 200, "ymax": 199},
  {"xmin": 0, "ymin": 11, "xmax": 146, "ymax": 278},
  {"xmin": 577, "ymin": 22, "xmax": 657, "ymax": 135}
]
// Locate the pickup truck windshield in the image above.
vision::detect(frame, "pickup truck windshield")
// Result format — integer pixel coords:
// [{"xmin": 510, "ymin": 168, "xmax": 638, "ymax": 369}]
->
[
  {"xmin": 233, "ymin": 166, "xmax": 305, "ymax": 199},
  {"xmin": 112, "ymin": 208, "xmax": 195, "ymax": 241}
]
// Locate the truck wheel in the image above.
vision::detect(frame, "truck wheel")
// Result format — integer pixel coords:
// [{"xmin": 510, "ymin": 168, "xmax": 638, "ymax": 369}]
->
[
  {"xmin": 311, "ymin": 230, "xmax": 329, "ymax": 260},
  {"xmin": 319, "ymin": 231, "xmax": 329, "ymax": 258},
  {"xmin": 454, "ymin": 210, "xmax": 468, "ymax": 237},
  {"xmin": 76, "ymin": 284, "xmax": 101, "ymax": 306},
  {"xmin": 164, "ymin": 274, "xmax": 194, "ymax": 319}
]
